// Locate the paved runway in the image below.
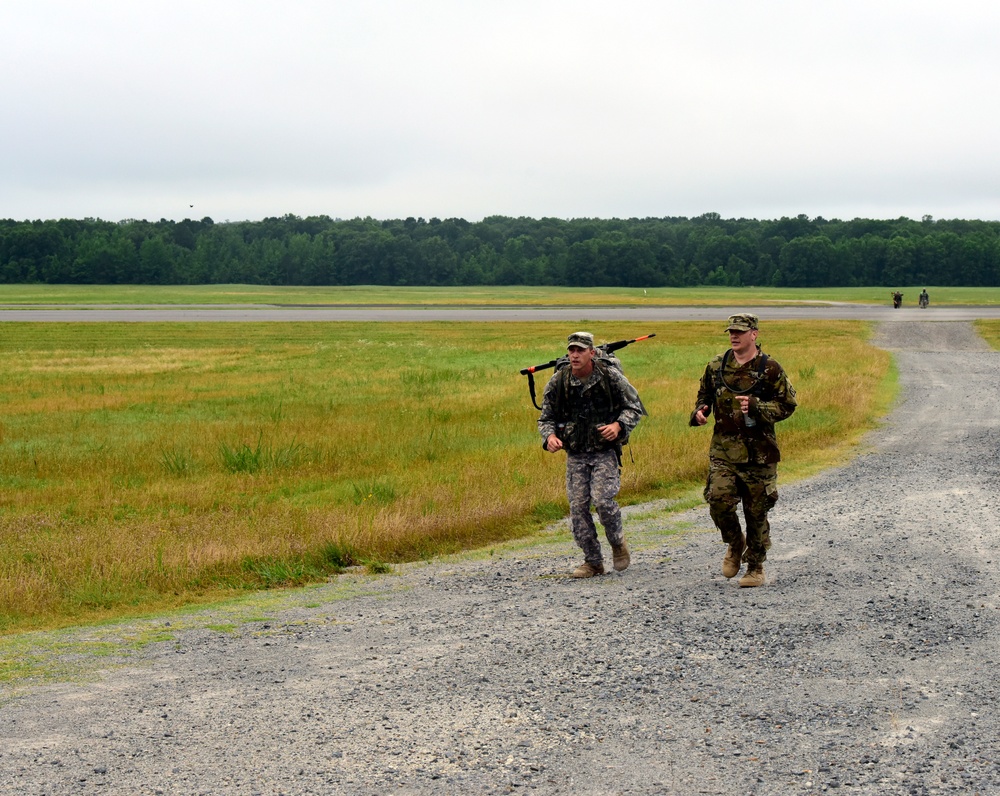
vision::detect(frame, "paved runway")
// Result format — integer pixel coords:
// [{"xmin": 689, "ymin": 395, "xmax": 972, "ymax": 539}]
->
[{"xmin": 2, "ymin": 304, "xmax": 1000, "ymax": 322}]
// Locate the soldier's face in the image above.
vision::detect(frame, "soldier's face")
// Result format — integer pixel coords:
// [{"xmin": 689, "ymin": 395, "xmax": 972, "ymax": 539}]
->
[
  {"xmin": 567, "ymin": 345, "xmax": 594, "ymax": 375},
  {"xmin": 729, "ymin": 329, "xmax": 757, "ymax": 355}
]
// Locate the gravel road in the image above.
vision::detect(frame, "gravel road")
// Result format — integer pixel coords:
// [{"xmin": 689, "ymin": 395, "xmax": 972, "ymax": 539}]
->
[{"xmin": 2, "ymin": 320, "xmax": 999, "ymax": 795}]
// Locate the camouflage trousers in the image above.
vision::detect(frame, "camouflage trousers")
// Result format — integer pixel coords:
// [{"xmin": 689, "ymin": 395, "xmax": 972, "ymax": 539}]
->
[
  {"xmin": 704, "ymin": 458, "xmax": 778, "ymax": 567},
  {"xmin": 565, "ymin": 449, "xmax": 623, "ymax": 567}
]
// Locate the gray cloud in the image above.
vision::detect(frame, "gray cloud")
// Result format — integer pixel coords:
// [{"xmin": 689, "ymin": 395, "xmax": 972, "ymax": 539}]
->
[{"xmin": 3, "ymin": 0, "xmax": 999, "ymax": 222}]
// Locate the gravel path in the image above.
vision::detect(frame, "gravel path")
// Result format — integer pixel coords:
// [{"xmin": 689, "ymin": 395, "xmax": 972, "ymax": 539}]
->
[{"xmin": 2, "ymin": 321, "xmax": 1000, "ymax": 795}]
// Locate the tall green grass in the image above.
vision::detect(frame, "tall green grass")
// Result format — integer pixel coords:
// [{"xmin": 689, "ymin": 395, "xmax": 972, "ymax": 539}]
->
[{"xmin": 0, "ymin": 320, "xmax": 891, "ymax": 633}]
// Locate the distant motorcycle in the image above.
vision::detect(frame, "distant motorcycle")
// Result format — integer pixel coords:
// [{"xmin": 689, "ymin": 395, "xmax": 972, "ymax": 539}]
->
[{"xmin": 891, "ymin": 292, "xmax": 903, "ymax": 309}]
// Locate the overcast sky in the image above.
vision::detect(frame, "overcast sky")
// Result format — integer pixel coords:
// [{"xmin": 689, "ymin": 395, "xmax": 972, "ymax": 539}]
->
[{"xmin": 3, "ymin": 0, "xmax": 999, "ymax": 224}]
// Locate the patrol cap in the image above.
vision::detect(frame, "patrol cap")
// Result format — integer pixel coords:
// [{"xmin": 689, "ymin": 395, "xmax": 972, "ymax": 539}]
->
[
  {"xmin": 567, "ymin": 331, "xmax": 594, "ymax": 349},
  {"xmin": 725, "ymin": 313, "xmax": 759, "ymax": 333}
]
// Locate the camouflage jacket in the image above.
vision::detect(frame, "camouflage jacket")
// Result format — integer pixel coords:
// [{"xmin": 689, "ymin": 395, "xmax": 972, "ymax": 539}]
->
[
  {"xmin": 538, "ymin": 361, "xmax": 644, "ymax": 455},
  {"xmin": 689, "ymin": 346, "xmax": 797, "ymax": 464}
]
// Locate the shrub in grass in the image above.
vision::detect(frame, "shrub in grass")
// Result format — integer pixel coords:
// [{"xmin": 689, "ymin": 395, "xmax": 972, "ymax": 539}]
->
[
  {"xmin": 350, "ymin": 479, "xmax": 397, "ymax": 506},
  {"xmin": 218, "ymin": 433, "xmax": 303, "ymax": 474},
  {"xmin": 316, "ymin": 541, "xmax": 358, "ymax": 571},
  {"xmin": 160, "ymin": 447, "xmax": 194, "ymax": 476},
  {"xmin": 240, "ymin": 556, "xmax": 319, "ymax": 588}
]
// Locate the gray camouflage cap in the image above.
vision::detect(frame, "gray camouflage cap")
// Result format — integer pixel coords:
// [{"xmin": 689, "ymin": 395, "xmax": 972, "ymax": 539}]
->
[
  {"xmin": 567, "ymin": 331, "xmax": 594, "ymax": 349},
  {"xmin": 725, "ymin": 313, "xmax": 759, "ymax": 333}
]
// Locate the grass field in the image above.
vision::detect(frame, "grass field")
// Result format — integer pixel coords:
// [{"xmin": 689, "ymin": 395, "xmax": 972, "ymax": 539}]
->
[
  {"xmin": 0, "ymin": 319, "xmax": 894, "ymax": 634},
  {"xmin": 2, "ymin": 283, "xmax": 1000, "ymax": 306},
  {"xmin": 975, "ymin": 320, "xmax": 1000, "ymax": 346}
]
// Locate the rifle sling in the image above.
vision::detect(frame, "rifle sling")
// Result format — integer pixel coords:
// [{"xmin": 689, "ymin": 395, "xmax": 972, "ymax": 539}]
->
[{"xmin": 528, "ymin": 371, "xmax": 542, "ymax": 411}]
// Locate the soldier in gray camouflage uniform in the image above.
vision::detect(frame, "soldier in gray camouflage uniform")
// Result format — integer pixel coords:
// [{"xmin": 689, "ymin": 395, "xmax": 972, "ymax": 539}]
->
[
  {"xmin": 538, "ymin": 332, "xmax": 646, "ymax": 578},
  {"xmin": 690, "ymin": 314, "xmax": 797, "ymax": 587}
]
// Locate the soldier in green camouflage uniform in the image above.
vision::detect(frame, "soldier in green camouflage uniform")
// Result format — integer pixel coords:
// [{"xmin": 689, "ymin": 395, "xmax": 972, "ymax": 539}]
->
[
  {"xmin": 689, "ymin": 314, "xmax": 797, "ymax": 587},
  {"xmin": 538, "ymin": 332, "xmax": 645, "ymax": 578}
]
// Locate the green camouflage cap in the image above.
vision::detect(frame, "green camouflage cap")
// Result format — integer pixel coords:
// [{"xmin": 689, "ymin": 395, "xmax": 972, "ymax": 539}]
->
[
  {"xmin": 567, "ymin": 331, "xmax": 594, "ymax": 349},
  {"xmin": 725, "ymin": 313, "xmax": 759, "ymax": 332}
]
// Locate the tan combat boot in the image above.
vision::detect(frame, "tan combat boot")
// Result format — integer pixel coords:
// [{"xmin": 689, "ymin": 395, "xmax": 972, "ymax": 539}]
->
[
  {"xmin": 572, "ymin": 561, "xmax": 605, "ymax": 578},
  {"xmin": 612, "ymin": 542, "xmax": 631, "ymax": 572},
  {"xmin": 738, "ymin": 565, "xmax": 765, "ymax": 588},
  {"xmin": 722, "ymin": 536, "xmax": 746, "ymax": 579}
]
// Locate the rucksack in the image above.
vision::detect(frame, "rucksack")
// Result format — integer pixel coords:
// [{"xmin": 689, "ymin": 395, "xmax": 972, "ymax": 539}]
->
[{"xmin": 551, "ymin": 353, "xmax": 646, "ymax": 455}]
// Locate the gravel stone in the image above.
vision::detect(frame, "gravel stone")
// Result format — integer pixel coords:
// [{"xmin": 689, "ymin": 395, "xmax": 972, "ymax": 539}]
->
[{"xmin": 2, "ymin": 320, "xmax": 999, "ymax": 795}]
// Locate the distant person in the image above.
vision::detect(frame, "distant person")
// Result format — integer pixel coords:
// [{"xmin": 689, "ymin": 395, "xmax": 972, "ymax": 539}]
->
[
  {"xmin": 919, "ymin": 289, "xmax": 929, "ymax": 308},
  {"xmin": 689, "ymin": 314, "xmax": 797, "ymax": 587},
  {"xmin": 892, "ymin": 291, "xmax": 903, "ymax": 309},
  {"xmin": 537, "ymin": 332, "xmax": 645, "ymax": 578}
]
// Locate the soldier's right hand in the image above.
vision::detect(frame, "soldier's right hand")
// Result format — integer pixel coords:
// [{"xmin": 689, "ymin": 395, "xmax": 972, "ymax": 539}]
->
[
  {"xmin": 545, "ymin": 434, "xmax": 564, "ymax": 452},
  {"xmin": 694, "ymin": 405, "xmax": 710, "ymax": 425}
]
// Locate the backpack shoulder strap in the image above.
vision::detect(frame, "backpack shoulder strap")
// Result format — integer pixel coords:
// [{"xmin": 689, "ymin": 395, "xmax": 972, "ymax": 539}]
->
[
  {"xmin": 758, "ymin": 353, "xmax": 769, "ymax": 379},
  {"xmin": 751, "ymin": 352, "xmax": 771, "ymax": 397},
  {"xmin": 715, "ymin": 349, "xmax": 732, "ymax": 393}
]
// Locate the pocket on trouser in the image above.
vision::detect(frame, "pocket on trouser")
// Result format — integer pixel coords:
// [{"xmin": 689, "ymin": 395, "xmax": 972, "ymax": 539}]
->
[
  {"xmin": 704, "ymin": 462, "xmax": 738, "ymax": 506},
  {"xmin": 764, "ymin": 482, "xmax": 778, "ymax": 511}
]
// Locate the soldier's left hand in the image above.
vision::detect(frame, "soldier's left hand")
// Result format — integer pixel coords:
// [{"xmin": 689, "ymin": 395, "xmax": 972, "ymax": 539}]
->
[{"xmin": 597, "ymin": 422, "xmax": 621, "ymax": 441}]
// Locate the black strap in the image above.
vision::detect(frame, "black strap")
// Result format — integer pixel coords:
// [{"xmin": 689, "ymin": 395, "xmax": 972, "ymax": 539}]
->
[
  {"xmin": 716, "ymin": 349, "xmax": 769, "ymax": 397},
  {"xmin": 527, "ymin": 372, "xmax": 542, "ymax": 410}
]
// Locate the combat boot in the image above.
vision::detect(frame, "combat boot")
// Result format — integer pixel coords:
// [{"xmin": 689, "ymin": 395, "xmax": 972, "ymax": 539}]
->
[
  {"xmin": 572, "ymin": 561, "xmax": 605, "ymax": 578},
  {"xmin": 738, "ymin": 564, "xmax": 765, "ymax": 588},
  {"xmin": 721, "ymin": 536, "xmax": 745, "ymax": 578},
  {"xmin": 612, "ymin": 542, "xmax": 631, "ymax": 572}
]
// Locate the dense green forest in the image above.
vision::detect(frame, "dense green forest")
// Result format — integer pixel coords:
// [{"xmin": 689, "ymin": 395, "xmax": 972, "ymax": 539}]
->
[{"xmin": 2, "ymin": 212, "xmax": 999, "ymax": 287}]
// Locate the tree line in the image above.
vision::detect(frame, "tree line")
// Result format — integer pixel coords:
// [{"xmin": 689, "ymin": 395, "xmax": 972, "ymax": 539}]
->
[{"xmin": 2, "ymin": 212, "xmax": 999, "ymax": 287}]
